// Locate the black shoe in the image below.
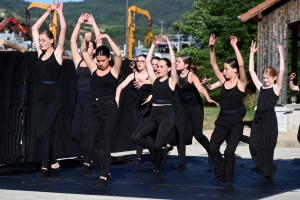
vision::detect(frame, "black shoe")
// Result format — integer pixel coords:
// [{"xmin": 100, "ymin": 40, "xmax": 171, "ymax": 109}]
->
[
  {"xmin": 171, "ymin": 162, "xmax": 186, "ymax": 169},
  {"xmin": 153, "ymin": 170, "xmax": 161, "ymax": 179},
  {"xmin": 224, "ymin": 185, "xmax": 234, "ymax": 190},
  {"xmin": 208, "ymin": 154, "xmax": 214, "ymax": 167},
  {"xmin": 79, "ymin": 164, "xmax": 90, "ymax": 173},
  {"xmin": 93, "ymin": 178, "xmax": 107, "ymax": 187},
  {"xmin": 271, "ymin": 164, "xmax": 277, "ymax": 180},
  {"xmin": 258, "ymin": 176, "xmax": 272, "ymax": 183},
  {"xmin": 50, "ymin": 166, "xmax": 61, "ymax": 174},
  {"xmin": 134, "ymin": 158, "xmax": 141, "ymax": 165},
  {"xmin": 215, "ymin": 176, "xmax": 224, "ymax": 185},
  {"xmin": 39, "ymin": 169, "xmax": 48, "ymax": 178},
  {"xmin": 107, "ymin": 173, "xmax": 112, "ymax": 180}
]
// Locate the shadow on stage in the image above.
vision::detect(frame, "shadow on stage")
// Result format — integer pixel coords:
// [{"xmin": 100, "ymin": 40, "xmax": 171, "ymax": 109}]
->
[{"xmin": 1, "ymin": 153, "xmax": 300, "ymax": 200}]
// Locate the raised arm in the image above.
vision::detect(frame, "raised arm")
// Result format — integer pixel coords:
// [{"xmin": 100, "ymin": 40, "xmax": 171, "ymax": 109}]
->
[
  {"xmin": 191, "ymin": 73, "xmax": 218, "ymax": 106},
  {"xmin": 70, "ymin": 13, "xmax": 87, "ymax": 67},
  {"xmin": 249, "ymin": 40, "xmax": 262, "ymax": 91},
  {"xmin": 146, "ymin": 35, "xmax": 162, "ymax": 83},
  {"xmin": 54, "ymin": 2, "xmax": 66, "ymax": 58},
  {"xmin": 209, "ymin": 34, "xmax": 225, "ymax": 84},
  {"xmin": 81, "ymin": 32, "xmax": 97, "ymax": 74},
  {"xmin": 95, "ymin": 34, "xmax": 122, "ymax": 78},
  {"xmin": 289, "ymin": 73, "xmax": 300, "ymax": 91},
  {"xmin": 274, "ymin": 44, "xmax": 285, "ymax": 95},
  {"xmin": 115, "ymin": 73, "xmax": 134, "ymax": 106},
  {"xmin": 162, "ymin": 35, "xmax": 178, "ymax": 90},
  {"xmin": 230, "ymin": 36, "xmax": 247, "ymax": 86},
  {"xmin": 31, "ymin": 4, "xmax": 58, "ymax": 56},
  {"xmin": 85, "ymin": 14, "xmax": 103, "ymax": 47}
]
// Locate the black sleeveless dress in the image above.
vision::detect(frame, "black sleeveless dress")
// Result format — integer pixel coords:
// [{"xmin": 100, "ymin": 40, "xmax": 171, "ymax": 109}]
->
[{"xmin": 249, "ymin": 87, "xmax": 278, "ymax": 177}]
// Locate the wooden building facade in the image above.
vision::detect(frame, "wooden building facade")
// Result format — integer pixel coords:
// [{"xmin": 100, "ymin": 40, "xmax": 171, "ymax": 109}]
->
[{"xmin": 241, "ymin": 0, "xmax": 300, "ymax": 104}]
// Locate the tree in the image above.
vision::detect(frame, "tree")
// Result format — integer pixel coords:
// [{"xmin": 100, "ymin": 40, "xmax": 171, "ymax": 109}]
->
[{"xmin": 172, "ymin": 0, "xmax": 264, "ymax": 107}]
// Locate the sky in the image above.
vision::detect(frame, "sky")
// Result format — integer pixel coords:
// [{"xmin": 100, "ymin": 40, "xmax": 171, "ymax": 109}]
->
[{"xmin": 25, "ymin": 0, "xmax": 83, "ymax": 4}]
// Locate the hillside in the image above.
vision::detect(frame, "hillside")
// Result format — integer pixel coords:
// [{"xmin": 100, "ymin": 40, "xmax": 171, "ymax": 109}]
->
[{"xmin": 0, "ymin": 0, "xmax": 195, "ymax": 29}]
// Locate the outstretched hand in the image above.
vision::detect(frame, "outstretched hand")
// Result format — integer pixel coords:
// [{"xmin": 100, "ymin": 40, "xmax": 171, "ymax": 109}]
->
[
  {"xmin": 230, "ymin": 36, "xmax": 238, "ymax": 46},
  {"xmin": 209, "ymin": 34, "xmax": 217, "ymax": 46},
  {"xmin": 77, "ymin": 13, "xmax": 88, "ymax": 24},
  {"xmin": 85, "ymin": 13, "xmax": 96, "ymax": 25},
  {"xmin": 129, "ymin": 61, "xmax": 136, "ymax": 69},
  {"xmin": 141, "ymin": 95, "xmax": 152, "ymax": 106},
  {"xmin": 207, "ymin": 98, "xmax": 219, "ymax": 106},
  {"xmin": 290, "ymin": 72, "xmax": 296, "ymax": 81},
  {"xmin": 250, "ymin": 40, "xmax": 258, "ymax": 53},
  {"xmin": 153, "ymin": 34, "xmax": 163, "ymax": 45},
  {"xmin": 200, "ymin": 75, "xmax": 212, "ymax": 84}
]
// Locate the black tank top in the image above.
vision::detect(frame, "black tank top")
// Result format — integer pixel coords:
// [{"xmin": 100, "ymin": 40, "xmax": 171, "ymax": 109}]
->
[
  {"xmin": 177, "ymin": 71, "xmax": 198, "ymax": 104},
  {"xmin": 75, "ymin": 60, "xmax": 91, "ymax": 98},
  {"xmin": 151, "ymin": 78, "xmax": 173, "ymax": 104},
  {"xmin": 220, "ymin": 82, "xmax": 244, "ymax": 110},
  {"xmin": 90, "ymin": 69, "xmax": 118, "ymax": 98},
  {"xmin": 257, "ymin": 87, "xmax": 278, "ymax": 110},
  {"xmin": 36, "ymin": 51, "xmax": 61, "ymax": 99},
  {"xmin": 129, "ymin": 72, "xmax": 152, "ymax": 101}
]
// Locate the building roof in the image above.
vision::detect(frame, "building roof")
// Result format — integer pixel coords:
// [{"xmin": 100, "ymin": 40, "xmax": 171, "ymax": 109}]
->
[{"xmin": 240, "ymin": 0, "xmax": 281, "ymax": 22}]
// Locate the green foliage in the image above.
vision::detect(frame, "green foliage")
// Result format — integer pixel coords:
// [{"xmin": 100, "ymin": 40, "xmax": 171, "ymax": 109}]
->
[{"xmin": 172, "ymin": 0, "xmax": 264, "ymax": 107}]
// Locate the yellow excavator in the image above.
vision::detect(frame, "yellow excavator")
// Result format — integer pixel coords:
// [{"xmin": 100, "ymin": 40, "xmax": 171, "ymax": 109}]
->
[
  {"xmin": 25, "ymin": 2, "xmax": 58, "ymax": 40},
  {"xmin": 127, "ymin": 6, "xmax": 154, "ymax": 59}
]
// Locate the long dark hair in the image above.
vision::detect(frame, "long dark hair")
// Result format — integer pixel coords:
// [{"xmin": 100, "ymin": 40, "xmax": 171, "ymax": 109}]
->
[{"xmin": 95, "ymin": 45, "xmax": 114, "ymax": 67}]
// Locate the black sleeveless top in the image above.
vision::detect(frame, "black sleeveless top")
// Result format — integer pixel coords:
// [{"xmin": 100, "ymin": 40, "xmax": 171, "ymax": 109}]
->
[
  {"xmin": 177, "ymin": 71, "xmax": 198, "ymax": 105},
  {"xmin": 36, "ymin": 51, "xmax": 61, "ymax": 99},
  {"xmin": 151, "ymin": 78, "xmax": 174, "ymax": 104},
  {"xmin": 219, "ymin": 82, "xmax": 244, "ymax": 110},
  {"xmin": 257, "ymin": 87, "xmax": 278, "ymax": 110},
  {"xmin": 90, "ymin": 69, "xmax": 118, "ymax": 98},
  {"xmin": 75, "ymin": 60, "xmax": 91, "ymax": 98},
  {"xmin": 129, "ymin": 72, "xmax": 152, "ymax": 101}
]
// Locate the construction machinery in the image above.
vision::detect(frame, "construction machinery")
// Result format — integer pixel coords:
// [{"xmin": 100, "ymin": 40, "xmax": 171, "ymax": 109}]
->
[
  {"xmin": 25, "ymin": 2, "xmax": 58, "ymax": 40},
  {"xmin": 0, "ymin": 17, "xmax": 32, "ymax": 41},
  {"xmin": 127, "ymin": 6, "xmax": 154, "ymax": 59}
]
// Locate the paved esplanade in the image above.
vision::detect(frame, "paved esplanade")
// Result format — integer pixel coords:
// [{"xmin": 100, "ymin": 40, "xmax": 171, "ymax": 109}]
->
[{"xmin": 1, "ymin": 140, "xmax": 300, "ymax": 200}]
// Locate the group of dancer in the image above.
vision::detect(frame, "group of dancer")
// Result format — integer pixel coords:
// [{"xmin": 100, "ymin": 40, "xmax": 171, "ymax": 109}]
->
[{"xmin": 33, "ymin": 2, "xmax": 292, "ymax": 190}]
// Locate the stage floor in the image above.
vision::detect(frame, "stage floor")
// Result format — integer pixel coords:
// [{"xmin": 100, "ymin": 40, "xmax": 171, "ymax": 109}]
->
[{"xmin": 1, "ymin": 144, "xmax": 300, "ymax": 200}]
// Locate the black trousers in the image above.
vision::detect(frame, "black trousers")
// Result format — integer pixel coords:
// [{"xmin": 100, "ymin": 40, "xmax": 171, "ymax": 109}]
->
[
  {"xmin": 209, "ymin": 123, "xmax": 243, "ymax": 186},
  {"xmin": 132, "ymin": 100, "xmax": 153, "ymax": 158},
  {"xmin": 35, "ymin": 97, "xmax": 62, "ymax": 168},
  {"xmin": 84, "ymin": 95, "xmax": 119, "ymax": 176},
  {"xmin": 131, "ymin": 106, "xmax": 175, "ymax": 170},
  {"xmin": 72, "ymin": 95, "xmax": 91, "ymax": 163},
  {"xmin": 175, "ymin": 103, "xmax": 210, "ymax": 163}
]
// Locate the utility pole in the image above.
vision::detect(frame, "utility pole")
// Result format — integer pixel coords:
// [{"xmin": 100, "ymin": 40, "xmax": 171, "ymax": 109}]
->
[{"xmin": 160, "ymin": 21, "xmax": 163, "ymax": 34}]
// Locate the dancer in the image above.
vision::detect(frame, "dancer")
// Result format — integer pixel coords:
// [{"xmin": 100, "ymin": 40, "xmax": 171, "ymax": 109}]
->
[
  {"xmin": 201, "ymin": 75, "xmax": 249, "ymax": 144},
  {"xmin": 249, "ymin": 41, "xmax": 284, "ymax": 182},
  {"xmin": 70, "ymin": 13, "xmax": 101, "ymax": 172},
  {"xmin": 131, "ymin": 34, "xmax": 178, "ymax": 177},
  {"xmin": 171, "ymin": 54, "xmax": 218, "ymax": 169},
  {"xmin": 208, "ymin": 34, "xmax": 247, "ymax": 190},
  {"xmin": 289, "ymin": 73, "xmax": 300, "ymax": 143},
  {"xmin": 81, "ymin": 32, "xmax": 122, "ymax": 187},
  {"xmin": 32, "ymin": 2, "xmax": 66, "ymax": 178},
  {"xmin": 115, "ymin": 54, "xmax": 153, "ymax": 165}
]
